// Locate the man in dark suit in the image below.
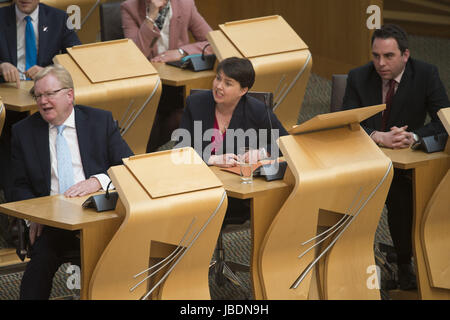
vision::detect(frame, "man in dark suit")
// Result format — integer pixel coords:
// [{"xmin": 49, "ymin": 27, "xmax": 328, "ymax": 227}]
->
[
  {"xmin": 0, "ymin": 0, "xmax": 82, "ymax": 208},
  {"xmin": 11, "ymin": 64, "xmax": 133, "ymax": 299},
  {"xmin": 0, "ymin": 0, "xmax": 81, "ymax": 85},
  {"xmin": 342, "ymin": 24, "xmax": 449, "ymax": 290}
]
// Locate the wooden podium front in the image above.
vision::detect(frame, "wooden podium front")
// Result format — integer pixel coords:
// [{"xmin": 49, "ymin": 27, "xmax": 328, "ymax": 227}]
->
[
  {"xmin": 89, "ymin": 148, "xmax": 227, "ymax": 299},
  {"xmin": 0, "ymin": 148, "xmax": 227, "ymax": 300},
  {"xmin": 419, "ymin": 107, "xmax": 450, "ymax": 299},
  {"xmin": 207, "ymin": 15, "xmax": 312, "ymax": 130},
  {"xmin": 259, "ymin": 104, "xmax": 393, "ymax": 299},
  {"xmin": 54, "ymin": 39, "xmax": 162, "ymax": 154}
]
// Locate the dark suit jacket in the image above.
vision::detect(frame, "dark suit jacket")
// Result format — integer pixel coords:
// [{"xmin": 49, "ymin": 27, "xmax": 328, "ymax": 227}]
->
[
  {"xmin": 11, "ymin": 105, "xmax": 133, "ymax": 201},
  {"xmin": 0, "ymin": 3, "xmax": 81, "ymax": 77},
  {"xmin": 175, "ymin": 90, "xmax": 288, "ymax": 162},
  {"xmin": 342, "ymin": 58, "xmax": 449, "ymax": 137}
]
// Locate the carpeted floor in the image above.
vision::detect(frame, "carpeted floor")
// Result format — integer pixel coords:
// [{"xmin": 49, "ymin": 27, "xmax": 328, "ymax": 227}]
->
[{"xmin": 0, "ymin": 34, "xmax": 448, "ymax": 300}]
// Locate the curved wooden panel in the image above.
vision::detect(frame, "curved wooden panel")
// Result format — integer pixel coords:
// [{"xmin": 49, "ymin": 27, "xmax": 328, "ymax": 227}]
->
[
  {"xmin": 422, "ymin": 169, "xmax": 450, "ymax": 289},
  {"xmin": 252, "ymin": 50, "xmax": 312, "ymax": 130},
  {"xmin": 88, "ymin": 150, "xmax": 227, "ymax": 299},
  {"xmin": 260, "ymin": 124, "xmax": 392, "ymax": 299}
]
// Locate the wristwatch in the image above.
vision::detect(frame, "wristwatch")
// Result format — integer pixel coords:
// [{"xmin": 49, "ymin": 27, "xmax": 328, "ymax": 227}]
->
[
  {"xmin": 178, "ymin": 48, "xmax": 187, "ymax": 57},
  {"xmin": 412, "ymin": 133, "xmax": 419, "ymax": 142}
]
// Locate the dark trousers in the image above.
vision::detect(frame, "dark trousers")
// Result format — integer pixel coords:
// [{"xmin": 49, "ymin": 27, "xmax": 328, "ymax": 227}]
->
[
  {"xmin": 20, "ymin": 226, "xmax": 80, "ymax": 300},
  {"xmin": 385, "ymin": 168, "xmax": 413, "ymax": 265},
  {"xmin": 146, "ymin": 85, "xmax": 184, "ymax": 153}
]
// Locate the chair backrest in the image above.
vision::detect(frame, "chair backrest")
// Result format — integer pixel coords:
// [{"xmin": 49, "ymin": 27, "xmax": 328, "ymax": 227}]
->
[
  {"xmin": 100, "ymin": 1, "xmax": 125, "ymax": 42},
  {"xmin": 0, "ymin": 99, "xmax": 5, "ymax": 136},
  {"xmin": 190, "ymin": 89, "xmax": 273, "ymax": 109},
  {"xmin": 330, "ymin": 74, "xmax": 348, "ymax": 112}
]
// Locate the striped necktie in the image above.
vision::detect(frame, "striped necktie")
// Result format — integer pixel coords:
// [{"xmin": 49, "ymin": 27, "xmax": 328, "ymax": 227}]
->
[
  {"xmin": 56, "ymin": 125, "xmax": 75, "ymax": 194},
  {"xmin": 25, "ymin": 16, "xmax": 37, "ymax": 76}
]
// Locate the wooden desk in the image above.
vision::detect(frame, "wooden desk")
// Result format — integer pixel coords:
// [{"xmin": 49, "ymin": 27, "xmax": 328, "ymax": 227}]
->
[
  {"xmin": 0, "ymin": 194, "xmax": 123, "ymax": 300},
  {"xmin": 210, "ymin": 166, "xmax": 293, "ymax": 300},
  {"xmin": 0, "ymin": 81, "xmax": 36, "ymax": 112},
  {"xmin": 152, "ymin": 62, "xmax": 215, "ymax": 101},
  {"xmin": 382, "ymin": 147, "xmax": 450, "ymax": 299}
]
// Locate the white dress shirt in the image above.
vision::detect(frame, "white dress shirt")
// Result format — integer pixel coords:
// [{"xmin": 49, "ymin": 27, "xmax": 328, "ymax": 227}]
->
[
  {"xmin": 48, "ymin": 108, "xmax": 112, "ymax": 195},
  {"xmin": 156, "ymin": 4, "xmax": 172, "ymax": 55},
  {"xmin": 15, "ymin": 5, "xmax": 39, "ymax": 79}
]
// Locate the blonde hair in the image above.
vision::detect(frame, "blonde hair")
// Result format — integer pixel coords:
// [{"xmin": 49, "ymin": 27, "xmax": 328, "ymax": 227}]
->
[{"xmin": 30, "ymin": 64, "xmax": 75, "ymax": 101}]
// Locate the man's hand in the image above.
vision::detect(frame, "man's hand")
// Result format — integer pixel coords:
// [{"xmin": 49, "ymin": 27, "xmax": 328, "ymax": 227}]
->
[
  {"xmin": 64, "ymin": 177, "xmax": 102, "ymax": 198},
  {"xmin": 151, "ymin": 49, "xmax": 184, "ymax": 63},
  {"xmin": 372, "ymin": 126, "xmax": 415, "ymax": 149},
  {"xmin": 0, "ymin": 62, "xmax": 21, "ymax": 88},
  {"xmin": 208, "ymin": 153, "xmax": 238, "ymax": 168},
  {"xmin": 25, "ymin": 65, "xmax": 43, "ymax": 80},
  {"xmin": 29, "ymin": 222, "xmax": 43, "ymax": 246}
]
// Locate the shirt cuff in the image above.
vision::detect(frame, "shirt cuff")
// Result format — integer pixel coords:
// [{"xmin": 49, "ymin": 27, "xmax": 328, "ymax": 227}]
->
[{"xmin": 91, "ymin": 174, "xmax": 114, "ymax": 191}]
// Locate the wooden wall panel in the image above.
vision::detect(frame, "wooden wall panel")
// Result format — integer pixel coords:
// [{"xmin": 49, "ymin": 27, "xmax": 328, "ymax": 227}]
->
[{"xmin": 196, "ymin": 0, "xmax": 383, "ymax": 79}]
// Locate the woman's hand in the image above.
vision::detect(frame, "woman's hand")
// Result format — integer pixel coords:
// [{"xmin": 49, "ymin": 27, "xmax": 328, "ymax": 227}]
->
[
  {"xmin": 208, "ymin": 153, "xmax": 238, "ymax": 168},
  {"xmin": 146, "ymin": 0, "xmax": 167, "ymax": 19},
  {"xmin": 151, "ymin": 49, "xmax": 184, "ymax": 63}
]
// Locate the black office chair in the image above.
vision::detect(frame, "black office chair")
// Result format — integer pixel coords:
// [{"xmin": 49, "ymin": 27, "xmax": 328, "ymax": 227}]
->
[
  {"xmin": 99, "ymin": 1, "xmax": 125, "ymax": 42},
  {"xmin": 189, "ymin": 89, "xmax": 273, "ymax": 291},
  {"xmin": 330, "ymin": 74, "xmax": 348, "ymax": 112}
]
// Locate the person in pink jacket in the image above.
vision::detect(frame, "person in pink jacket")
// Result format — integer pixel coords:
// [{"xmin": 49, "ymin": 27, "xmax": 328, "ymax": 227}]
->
[
  {"xmin": 121, "ymin": 0, "xmax": 214, "ymax": 152},
  {"xmin": 121, "ymin": 0, "xmax": 213, "ymax": 63}
]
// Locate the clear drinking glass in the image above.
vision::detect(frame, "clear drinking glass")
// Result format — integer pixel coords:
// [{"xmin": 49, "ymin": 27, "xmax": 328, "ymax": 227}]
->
[{"xmin": 238, "ymin": 147, "xmax": 257, "ymax": 184}]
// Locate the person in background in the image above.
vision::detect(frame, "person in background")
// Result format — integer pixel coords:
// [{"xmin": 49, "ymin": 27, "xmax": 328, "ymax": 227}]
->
[
  {"xmin": 175, "ymin": 57, "xmax": 288, "ymax": 166},
  {"xmin": 11, "ymin": 65, "xmax": 133, "ymax": 299},
  {"xmin": 342, "ymin": 24, "xmax": 449, "ymax": 291},
  {"xmin": 121, "ymin": 0, "xmax": 214, "ymax": 153},
  {"xmin": 0, "ymin": 0, "xmax": 82, "ymax": 245}
]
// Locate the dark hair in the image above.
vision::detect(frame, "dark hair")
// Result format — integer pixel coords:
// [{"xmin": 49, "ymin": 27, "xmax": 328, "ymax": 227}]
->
[
  {"xmin": 216, "ymin": 57, "xmax": 255, "ymax": 89},
  {"xmin": 371, "ymin": 24, "xmax": 409, "ymax": 54}
]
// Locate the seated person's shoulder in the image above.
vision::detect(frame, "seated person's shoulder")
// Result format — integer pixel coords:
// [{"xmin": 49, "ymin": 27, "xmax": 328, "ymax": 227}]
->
[
  {"xmin": 408, "ymin": 58, "xmax": 438, "ymax": 76},
  {"xmin": 39, "ymin": 3, "xmax": 70, "ymax": 17}
]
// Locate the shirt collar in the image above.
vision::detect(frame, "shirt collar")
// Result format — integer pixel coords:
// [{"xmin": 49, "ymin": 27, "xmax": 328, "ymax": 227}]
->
[
  {"xmin": 15, "ymin": 4, "xmax": 39, "ymax": 23},
  {"xmin": 49, "ymin": 107, "xmax": 76, "ymax": 131},
  {"xmin": 383, "ymin": 68, "xmax": 405, "ymax": 87}
]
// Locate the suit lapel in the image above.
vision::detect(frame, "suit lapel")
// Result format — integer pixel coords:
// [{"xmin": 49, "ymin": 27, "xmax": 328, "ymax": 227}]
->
[
  {"xmin": 367, "ymin": 67, "xmax": 383, "ymax": 130},
  {"xmin": 34, "ymin": 115, "xmax": 51, "ymax": 193},
  {"xmin": 37, "ymin": 4, "xmax": 49, "ymax": 66},
  {"xmin": 388, "ymin": 61, "xmax": 412, "ymax": 128},
  {"xmin": 5, "ymin": 5, "xmax": 18, "ymax": 66},
  {"xmin": 74, "ymin": 106, "xmax": 91, "ymax": 178}
]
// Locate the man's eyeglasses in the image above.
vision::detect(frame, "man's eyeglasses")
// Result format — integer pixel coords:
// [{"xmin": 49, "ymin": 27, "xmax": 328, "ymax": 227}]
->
[{"xmin": 32, "ymin": 88, "xmax": 69, "ymax": 101}]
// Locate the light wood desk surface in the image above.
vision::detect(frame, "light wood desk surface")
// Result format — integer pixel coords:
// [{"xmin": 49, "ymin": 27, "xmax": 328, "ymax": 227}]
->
[
  {"xmin": 0, "ymin": 81, "xmax": 36, "ymax": 112},
  {"xmin": 382, "ymin": 147, "xmax": 449, "ymax": 170},
  {"xmin": 152, "ymin": 62, "xmax": 215, "ymax": 99},
  {"xmin": 0, "ymin": 194, "xmax": 120, "ymax": 230},
  {"xmin": 0, "ymin": 194, "xmax": 122, "ymax": 300}
]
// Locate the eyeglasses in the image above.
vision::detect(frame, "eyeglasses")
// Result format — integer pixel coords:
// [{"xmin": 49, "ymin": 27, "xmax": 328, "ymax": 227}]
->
[{"xmin": 33, "ymin": 88, "xmax": 69, "ymax": 101}]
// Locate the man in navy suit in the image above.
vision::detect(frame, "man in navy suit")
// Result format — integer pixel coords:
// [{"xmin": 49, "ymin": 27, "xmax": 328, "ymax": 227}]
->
[
  {"xmin": 0, "ymin": 0, "xmax": 81, "ymax": 208},
  {"xmin": 0, "ymin": 0, "xmax": 81, "ymax": 86},
  {"xmin": 11, "ymin": 64, "xmax": 133, "ymax": 299},
  {"xmin": 342, "ymin": 24, "xmax": 449, "ymax": 291}
]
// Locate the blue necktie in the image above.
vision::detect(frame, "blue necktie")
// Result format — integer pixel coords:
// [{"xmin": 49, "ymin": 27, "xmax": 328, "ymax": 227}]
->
[
  {"xmin": 25, "ymin": 16, "xmax": 37, "ymax": 72},
  {"xmin": 56, "ymin": 125, "xmax": 74, "ymax": 194}
]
